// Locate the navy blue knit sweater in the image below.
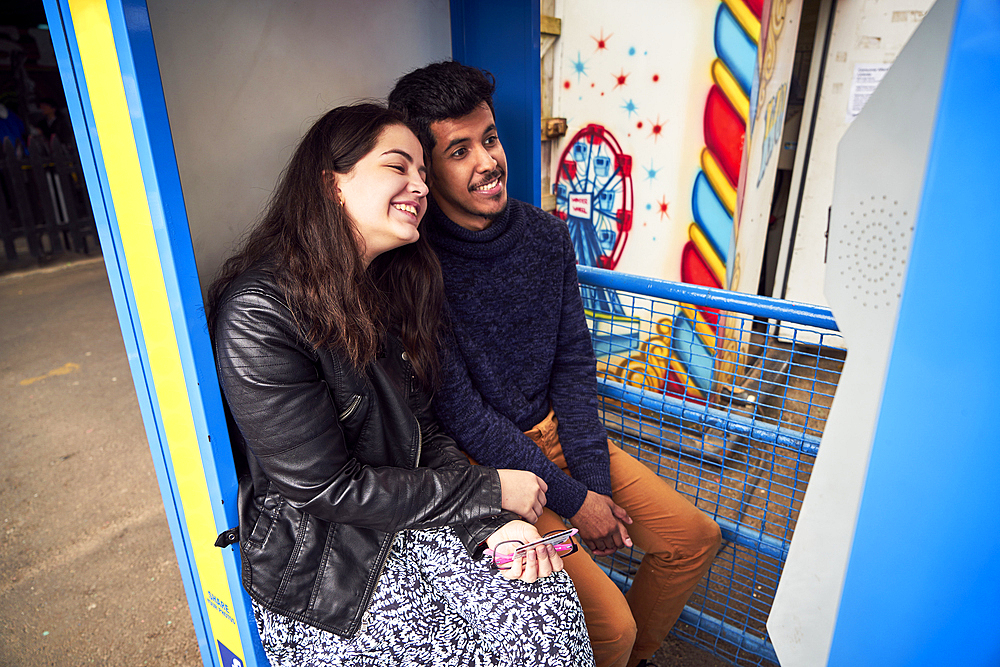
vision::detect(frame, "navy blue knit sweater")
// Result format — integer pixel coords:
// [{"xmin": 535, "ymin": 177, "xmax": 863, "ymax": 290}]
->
[{"xmin": 427, "ymin": 197, "xmax": 612, "ymax": 519}]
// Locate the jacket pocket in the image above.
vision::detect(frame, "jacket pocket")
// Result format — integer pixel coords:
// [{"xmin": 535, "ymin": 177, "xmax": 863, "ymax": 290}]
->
[
  {"xmin": 246, "ymin": 488, "xmax": 282, "ymax": 549},
  {"xmin": 337, "ymin": 393, "xmax": 371, "ymax": 449},
  {"xmin": 338, "ymin": 393, "xmax": 363, "ymax": 421}
]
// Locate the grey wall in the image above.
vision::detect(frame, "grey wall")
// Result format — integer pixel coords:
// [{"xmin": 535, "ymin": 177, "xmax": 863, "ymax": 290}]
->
[{"xmin": 146, "ymin": 0, "xmax": 452, "ymax": 291}]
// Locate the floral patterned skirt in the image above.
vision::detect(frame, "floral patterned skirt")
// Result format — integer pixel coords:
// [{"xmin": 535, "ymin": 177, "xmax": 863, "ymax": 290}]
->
[{"xmin": 252, "ymin": 526, "xmax": 595, "ymax": 667}]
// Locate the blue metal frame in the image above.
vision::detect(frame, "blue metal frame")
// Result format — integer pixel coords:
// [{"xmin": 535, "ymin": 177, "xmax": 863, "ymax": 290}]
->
[
  {"xmin": 579, "ymin": 266, "xmax": 840, "ymax": 332},
  {"xmin": 829, "ymin": 1, "xmax": 1000, "ymax": 664},
  {"xmin": 42, "ymin": 2, "xmax": 265, "ymax": 665},
  {"xmin": 110, "ymin": 5, "xmax": 265, "ymax": 665},
  {"xmin": 42, "ymin": 1, "xmax": 217, "ymax": 658},
  {"xmin": 450, "ymin": 0, "xmax": 542, "ymax": 207}
]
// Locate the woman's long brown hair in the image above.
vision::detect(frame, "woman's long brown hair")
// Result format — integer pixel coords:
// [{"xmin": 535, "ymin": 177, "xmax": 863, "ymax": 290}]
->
[{"xmin": 206, "ymin": 103, "xmax": 442, "ymax": 387}]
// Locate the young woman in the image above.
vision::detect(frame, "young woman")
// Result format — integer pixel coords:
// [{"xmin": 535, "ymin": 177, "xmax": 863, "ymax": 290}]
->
[{"xmin": 207, "ymin": 103, "xmax": 594, "ymax": 666}]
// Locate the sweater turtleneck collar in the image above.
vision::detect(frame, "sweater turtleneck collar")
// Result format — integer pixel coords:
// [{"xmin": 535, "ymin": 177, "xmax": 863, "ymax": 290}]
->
[{"xmin": 425, "ymin": 197, "xmax": 524, "ymax": 259}]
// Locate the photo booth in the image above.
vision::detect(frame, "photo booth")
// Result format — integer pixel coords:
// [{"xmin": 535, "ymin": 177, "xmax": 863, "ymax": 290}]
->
[{"xmin": 42, "ymin": 0, "xmax": 999, "ymax": 665}]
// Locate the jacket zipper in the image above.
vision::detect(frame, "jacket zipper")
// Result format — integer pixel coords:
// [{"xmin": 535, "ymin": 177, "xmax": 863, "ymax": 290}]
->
[
  {"xmin": 359, "ymin": 532, "xmax": 396, "ymax": 632},
  {"xmin": 414, "ymin": 416, "xmax": 423, "ymax": 467},
  {"xmin": 360, "ymin": 350, "xmax": 417, "ymax": 633},
  {"xmin": 338, "ymin": 394, "xmax": 362, "ymax": 421},
  {"xmin": 400, "ymin": 350, "xmax": 422, "ymax": 467}
]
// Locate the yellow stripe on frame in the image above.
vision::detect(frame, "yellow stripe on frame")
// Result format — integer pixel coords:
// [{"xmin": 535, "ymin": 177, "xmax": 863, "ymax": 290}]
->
[
  {"xmin": 711, "ymin": 58, "xmax": 749, "ymax": 123},
  {"xmin": 67, "ymin": 0, "xmax": 246, "ymax": 662},
  {"xmin": 700, "ymin": 148, "xmax": 737, "ymax": 216},
  {"xmin": 584, "ymin": 308, "xmax": 640, "ymax": 324},
  {"xmin": 721, "ymin": 0, "xmax": 761, "ymax": 45},
  {"xmin": 689, "ymin": 223, "xmax": 727, "ymax": 287}
]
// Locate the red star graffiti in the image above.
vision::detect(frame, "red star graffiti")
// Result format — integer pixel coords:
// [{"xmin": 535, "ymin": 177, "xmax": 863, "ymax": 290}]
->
[
  {"xmin": 658, "ymin": 196, "xmax": 671, "ymax": 220},
  {"xmin": 592, "ymin": 28, "xmax": 612, "ymax": 51},
  {"xmin": 648, "ymin": 114, "xmax": 667, "ymax": 142},
  {"xmin": 612, "ymin": 68, "xmax": 630, "ymax": 90}
]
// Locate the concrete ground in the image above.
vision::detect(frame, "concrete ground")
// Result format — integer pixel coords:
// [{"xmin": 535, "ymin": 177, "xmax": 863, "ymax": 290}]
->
[
  {"xmin": 1, "ymin": 256, "xmax": 200, "ymax": 666},
  {"xmin": 0, "ymin": 256, "xmax": 728, "ymax": 667}
]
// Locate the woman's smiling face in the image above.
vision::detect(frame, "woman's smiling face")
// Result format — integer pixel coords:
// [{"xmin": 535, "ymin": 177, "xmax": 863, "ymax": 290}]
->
[{"xmin": 336, "ymin": 123, "xmax": 429, "ymax": 265}]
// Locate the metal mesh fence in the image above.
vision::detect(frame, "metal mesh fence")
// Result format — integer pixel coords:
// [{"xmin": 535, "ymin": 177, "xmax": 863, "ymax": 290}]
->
[{"xmin": 578, "ymin": 266, "xmax": 844, "ymax": 666}]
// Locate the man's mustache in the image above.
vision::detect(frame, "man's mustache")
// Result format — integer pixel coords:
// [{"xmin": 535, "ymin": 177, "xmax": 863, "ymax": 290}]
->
[{"xmin": 469, "ymin": 168, "xmax": 505, "ymax": 192}]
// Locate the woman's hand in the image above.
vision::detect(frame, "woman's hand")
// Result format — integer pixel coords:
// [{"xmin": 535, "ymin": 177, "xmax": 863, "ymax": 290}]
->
[
  {"xmin": 486, "ymin": 520, "xmax": 564, "ymax": 583},
  {"xmin": 497, "ymin": 469, "xmax": 547, "ymax": 523}
]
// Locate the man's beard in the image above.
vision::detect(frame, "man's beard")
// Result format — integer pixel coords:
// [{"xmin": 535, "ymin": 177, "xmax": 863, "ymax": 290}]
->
[{"xmin": 460, "ymin": 196, "xmax": 508, "ymax": 225}]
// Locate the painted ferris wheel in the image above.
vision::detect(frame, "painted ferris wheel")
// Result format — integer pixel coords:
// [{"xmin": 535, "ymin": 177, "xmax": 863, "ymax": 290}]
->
[{"xmin": 554, "ymin": 123, "xmax": 633, "ymax": 316}]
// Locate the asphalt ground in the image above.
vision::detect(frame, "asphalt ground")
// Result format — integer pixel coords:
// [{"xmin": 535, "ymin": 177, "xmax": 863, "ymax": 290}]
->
[
  {"xmin": 1, "ymin": 257, "xmax": 201, "ymax": 665},
  {"xmin": 0, "ymin": 256, "xmax": 727, "ymax": 667}
]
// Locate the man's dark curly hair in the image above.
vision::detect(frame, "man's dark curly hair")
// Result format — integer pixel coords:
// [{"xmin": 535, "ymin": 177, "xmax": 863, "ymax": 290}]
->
[{"xmin": 388, "ymin": 60, "xmax": 496, "ymax": 164}]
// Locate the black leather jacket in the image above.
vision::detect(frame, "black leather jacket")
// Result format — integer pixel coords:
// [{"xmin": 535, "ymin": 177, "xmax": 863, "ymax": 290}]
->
[{"xmin": 213, "ymin": 266, "xmax": 516, "ymax": 637}]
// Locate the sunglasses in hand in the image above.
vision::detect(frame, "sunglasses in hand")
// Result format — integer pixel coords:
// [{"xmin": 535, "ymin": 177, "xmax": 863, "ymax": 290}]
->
[{"xmin": 485, "ymin": 528, "xmax": 579, "ymax": 570}]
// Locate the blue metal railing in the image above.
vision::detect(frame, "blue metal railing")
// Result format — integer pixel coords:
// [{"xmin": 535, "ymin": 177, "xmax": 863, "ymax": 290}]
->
[
  {"xmin": 578, "ymin": 266, "xmax": 844, "ymax": 667},
  {"xmin": 597, "ymin": 378, "xmax": 824, "ymax": 458},
  {"xmin": 578, "ymin": 266, "xmax": 840, "ymax": 332}
]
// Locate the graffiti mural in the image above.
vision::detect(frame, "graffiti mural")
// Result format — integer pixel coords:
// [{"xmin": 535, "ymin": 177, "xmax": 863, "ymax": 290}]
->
[
  {"xmin": 555, "ymin": 124, "xmax": 633, "ymax": 271},
  {"xmin": 554, "ymin": 124, "xmax": 633, "ymax": 319},
  {"xmin": 552, "ymin": 0, "xmax": 766, "ymax": 400},
  {"xmin": 689, "ymin": 1, "xmax": 760, "ymax": 290},
  {"xmin": 733, "ymin": 0, "xmax": 801, "ymax": 294}
]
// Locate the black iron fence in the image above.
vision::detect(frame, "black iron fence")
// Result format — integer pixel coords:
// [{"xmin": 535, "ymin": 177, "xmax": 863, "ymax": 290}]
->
[{"xmin": 0, "ymin": 136, "xmax": 98, "ymax": 263}]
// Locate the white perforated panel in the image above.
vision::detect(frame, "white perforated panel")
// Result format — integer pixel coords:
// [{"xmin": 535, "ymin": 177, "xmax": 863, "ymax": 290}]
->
[
  {"xmin": 767, "ymin": 0, "xmax": 959, "ymax": 664},
  {"xmin": 833, "ymin": 195, "xmax": 914, "ymax": 312}
]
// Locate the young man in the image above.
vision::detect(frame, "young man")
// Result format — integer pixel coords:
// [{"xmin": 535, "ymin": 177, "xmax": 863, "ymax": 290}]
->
[{"xmin": 389, "ymin": 61, "xmax": 721, "ymax": 667}]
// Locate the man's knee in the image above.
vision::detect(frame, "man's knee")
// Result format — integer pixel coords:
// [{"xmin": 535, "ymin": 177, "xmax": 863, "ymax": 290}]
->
[
  {"xmin": 695, "ymin": 511, "xmax": 723, "ymax": 556},
  {"xmin": 673, "ymin": 510, "xmax": 722, "ymax": 568},
  {"xmin": 588, "ymin": 612, "xmax": 636, "ymax": 667},
  {"xmin": 644, "ymin": 509, "xmax": 721, "ymax": 569},
  {"xmin": 599, "ymin": 611, "xmax": 637, "ymax": 646}
]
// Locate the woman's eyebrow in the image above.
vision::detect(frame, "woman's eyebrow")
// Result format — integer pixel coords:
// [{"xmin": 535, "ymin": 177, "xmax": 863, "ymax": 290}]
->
[
  {"xmin": 383, "ymin": 148, "xmax": 414, "ymax": 162},
  {"xmin": 383, "ymin": 149, "xmax": 426, "ymax": 178}
]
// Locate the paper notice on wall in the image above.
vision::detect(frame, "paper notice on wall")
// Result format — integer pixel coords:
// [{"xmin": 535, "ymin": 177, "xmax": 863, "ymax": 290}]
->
[{"xmin": 847, "ymin": 63, "xmax": 892, "ymax": 122}]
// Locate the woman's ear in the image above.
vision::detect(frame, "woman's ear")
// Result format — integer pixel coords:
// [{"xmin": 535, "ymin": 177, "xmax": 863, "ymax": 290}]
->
[{"xmin": 321, "ymin": 169, "xmax": 344, "ymax": 204}]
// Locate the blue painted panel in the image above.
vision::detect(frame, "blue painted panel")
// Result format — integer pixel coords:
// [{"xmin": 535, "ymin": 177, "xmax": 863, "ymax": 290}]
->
[
  {"xmin": 830, "ymin": 1, "xmax": 1000, "ymax": 665},
  {"xmin": 450, "ymin": 0, "xmax": 541, "ymax": 207}
]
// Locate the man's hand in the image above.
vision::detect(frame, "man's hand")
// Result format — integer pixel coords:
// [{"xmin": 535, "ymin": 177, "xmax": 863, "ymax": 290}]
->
[
  {"xmin": 497, "ymin": 469, "xmax": 547, "ymax": 523},
  {"xmin": 570, "ymin": 491, "xmax": 633, "ymax": 556}
]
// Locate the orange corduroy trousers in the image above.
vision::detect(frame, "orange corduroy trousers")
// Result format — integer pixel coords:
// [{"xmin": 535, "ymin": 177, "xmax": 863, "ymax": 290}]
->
[{"xmin": 525, "ymin": 410, "xmax": 722, "ymax": 667}]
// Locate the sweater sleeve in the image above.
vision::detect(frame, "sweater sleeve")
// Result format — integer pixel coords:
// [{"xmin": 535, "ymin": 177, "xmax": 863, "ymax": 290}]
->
[
  {"xmin": 433, "ymin": 324, "xmax": 591, "ymax": 519},
  {"xmin": 546, "ymin": 225, "xmax": 613, "ymax": 498}
]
